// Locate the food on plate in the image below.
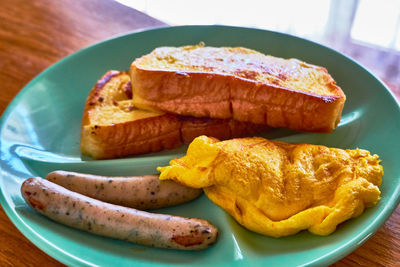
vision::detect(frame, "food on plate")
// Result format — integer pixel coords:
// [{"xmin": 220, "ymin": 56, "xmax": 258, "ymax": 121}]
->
[
  {"xmin": 158, "ymin": 136, "xmax": 383, "ymax": 237},
  {"xmin": 21, "ymin": 177, "xmax": 218, "ymax": 250},
  {"xmin": 46, "ymin": 170, "xmax": 202, "ymax": 209},
  {"xmin": 80, "ymin": 70, "xmax": 268, "ymax": 159},
  {"xmin": 131, "ymin": 43, "xmax": 346, "ymax": 133}
]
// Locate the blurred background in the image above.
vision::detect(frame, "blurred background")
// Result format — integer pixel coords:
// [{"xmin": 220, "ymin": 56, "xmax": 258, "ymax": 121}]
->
[{"xmin": 116, "ymin": 0, "xmax": 400, "ymax": 95}]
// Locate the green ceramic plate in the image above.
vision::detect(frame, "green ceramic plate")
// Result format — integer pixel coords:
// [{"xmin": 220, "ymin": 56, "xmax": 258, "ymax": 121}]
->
[{"xmin": 1, "ymin": 25, "xmax": 399, "ymax": 266}]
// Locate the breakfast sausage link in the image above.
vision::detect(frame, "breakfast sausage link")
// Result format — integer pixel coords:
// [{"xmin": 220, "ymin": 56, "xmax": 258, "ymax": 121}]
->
[
  {"xmin": 21, "ymin": 177, "xmax": 218, "ymax": 250},
  {"xmin": 46, "ymin": 171, "xmax": 202, "ymax": 210}
]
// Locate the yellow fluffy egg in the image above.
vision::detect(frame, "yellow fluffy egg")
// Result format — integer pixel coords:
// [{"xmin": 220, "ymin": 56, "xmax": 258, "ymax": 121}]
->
[{"xmin": 158, "ymin": 136, "xmax": 383, "ymax": 237}]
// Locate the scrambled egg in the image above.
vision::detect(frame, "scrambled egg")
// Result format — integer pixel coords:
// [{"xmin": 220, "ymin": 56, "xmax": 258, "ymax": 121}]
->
[{"xmin": 158, "ymin": 136, "xmax": 383, "ymax": 237}]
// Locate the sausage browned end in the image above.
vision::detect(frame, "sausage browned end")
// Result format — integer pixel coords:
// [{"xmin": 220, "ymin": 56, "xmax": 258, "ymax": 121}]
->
[
  {"xmin": 21, "ymin": 177, "xmax": 218, "ymax": 250},
  {"xmin": 46, "ymin": 171, "xmax": 202, "ymax": 209}
]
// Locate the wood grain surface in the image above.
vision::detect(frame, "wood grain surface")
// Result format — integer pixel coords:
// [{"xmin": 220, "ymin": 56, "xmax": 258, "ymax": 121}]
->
[{"xmin": 0, "ymin": 0, "xmax": 399, "ymax": 266}]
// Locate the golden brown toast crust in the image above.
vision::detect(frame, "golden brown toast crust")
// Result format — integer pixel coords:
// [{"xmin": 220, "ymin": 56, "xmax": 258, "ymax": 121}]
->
[
  {"xmin": 80, "ymin": 71, "xmax": 268, "ymax": 159},
  {"xmin": 80, "ymin": 71, "xmax": 182, "ymax": 159},
  {"xmin": 130, "ymin": 45, "xmax": 346, "ymax": 132}
]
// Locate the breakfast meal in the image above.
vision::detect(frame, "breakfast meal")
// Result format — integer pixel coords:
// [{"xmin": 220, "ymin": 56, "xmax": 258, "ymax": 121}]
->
[
  {"xmin": 21, "ymin": 177, "xmax": 218, "ymax": 250},
  {"xmin": 131, "ymin": 43, "xmax": 346, "ymax": 132},
  {"xmin": 158, "ymin": 136, "xmax": 383, "ymax": 237},
  {"xmin": 46, "ymin": 170, "xmax": 202, "ymax": 209},
  {"xmin": 21, "ymin": 43, "xmax": 383, "ymax": 251},
  {"xmin": 80, "ymin": 70, "xmax": 268, "ymax": 159}
]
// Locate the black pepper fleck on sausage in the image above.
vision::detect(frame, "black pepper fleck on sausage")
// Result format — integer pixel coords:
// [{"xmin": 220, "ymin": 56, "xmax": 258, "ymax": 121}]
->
[{"xmin": 45, "ymin": 171, "xmax": 202, "ymax": 209}]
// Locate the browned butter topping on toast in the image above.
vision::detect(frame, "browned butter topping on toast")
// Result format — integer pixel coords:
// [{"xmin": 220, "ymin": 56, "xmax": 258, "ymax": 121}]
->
[{"xmin": 131, "ymin": 44, "xmax": 346, "ymax": 132}]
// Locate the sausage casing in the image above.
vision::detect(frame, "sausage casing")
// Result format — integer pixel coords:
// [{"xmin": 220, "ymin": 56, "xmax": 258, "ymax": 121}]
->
[
  {"xmin": 21, "ymin": 177, "xmax": 218, "ymax": 250},
  {"xmin": 46, "ymin": 171, "xmax": 202, "ymax": 209}
]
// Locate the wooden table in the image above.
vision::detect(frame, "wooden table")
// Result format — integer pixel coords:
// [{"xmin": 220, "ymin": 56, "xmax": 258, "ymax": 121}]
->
[{"xmin": 0, "ymin": 1, "xmax": 399, "ymax": 266}]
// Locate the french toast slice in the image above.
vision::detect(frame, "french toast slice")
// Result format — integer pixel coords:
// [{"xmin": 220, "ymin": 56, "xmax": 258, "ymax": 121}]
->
[
  {"xmin": 130, "ymin": 44, "xmax": 346, "ymax": 133},
  {"xmin": 81, "ymin": 71, "xmax": 268, "ymax": 159}
]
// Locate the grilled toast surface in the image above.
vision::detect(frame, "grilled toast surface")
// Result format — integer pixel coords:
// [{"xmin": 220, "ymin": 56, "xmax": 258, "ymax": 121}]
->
[
  {"xmin": 81, "ymin": 71, "xmax": 181, "ymax": 159},
  {"xmin": 81, "ymin": 71, "xmax": 267, "ymax": 159},
  {"xmin": 131, "ymin": 44, "xmax": 346, "ymax": 132}
]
